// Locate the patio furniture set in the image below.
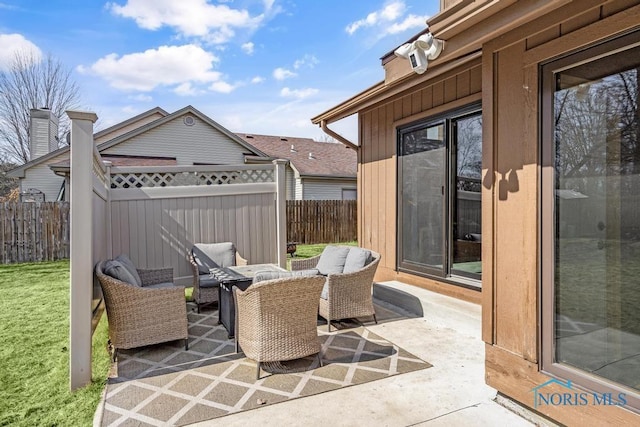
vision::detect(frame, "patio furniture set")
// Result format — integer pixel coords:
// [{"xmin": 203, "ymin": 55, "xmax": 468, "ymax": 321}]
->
[{"xmin": 95, "ymin": 243, "xmax": 380, "ymax": 378}]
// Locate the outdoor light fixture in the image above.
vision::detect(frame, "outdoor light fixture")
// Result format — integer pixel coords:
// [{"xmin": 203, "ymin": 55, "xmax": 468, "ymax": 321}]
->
[{"xmin": 394, "ymin": 28, "xmax": 444, "ymax": 74}]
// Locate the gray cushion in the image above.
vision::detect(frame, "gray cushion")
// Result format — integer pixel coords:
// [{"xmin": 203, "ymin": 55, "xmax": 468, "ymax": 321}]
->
[
  {"xmin": 252, "ymin": 268, "xmax": 320, "ymax": 284},
  {"xmin": 342, "ymin": 247, "xmax": 372, "ymax": 273},
  {"xmin": 192, "ymin": 242, "xmax": 237, "ymax": 274},
  {"xmin": 145, "ymin": 282, "xmax": 178, "ymax": 289},
  {"xmin": 316, "ymin": 245, "xmax": 350, "ymax": 275},
  {"xmin": 104, "ymin": 260, "xmax": 139, "ymax": 286},
  {"xmin": 320, "ymin": 282, "xmax": 329, "ymax": 300},
  {"xmin": 114, "ymin": 254, "xmax": 142, "ymax": 286},
  {"xmin": 199, "ymin": 275, "xmax": 221, "ymax": 288}
]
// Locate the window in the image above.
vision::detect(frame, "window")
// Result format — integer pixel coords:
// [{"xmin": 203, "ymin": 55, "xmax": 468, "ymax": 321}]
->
[
  {"xmin": 541, "ymin": 31, "xmax": 640, "ymax": 410},
  {"xmin": 397, "ymin": 104, "xmax": 482, "ymax": 285}
]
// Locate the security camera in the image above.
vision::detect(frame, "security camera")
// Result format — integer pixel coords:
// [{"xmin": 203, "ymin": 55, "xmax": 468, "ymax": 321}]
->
[{"xmin": 394, "ymin": 30, "xmax": 444, "ymax": 75}]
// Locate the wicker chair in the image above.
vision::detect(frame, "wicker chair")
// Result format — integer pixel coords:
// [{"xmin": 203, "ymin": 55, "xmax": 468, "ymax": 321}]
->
[
  {"xmin": 291, "ymin": 248, "xmax": 381, "ymax": 332},
  {"xmin": 95, "ymin": 260, "xmax": 189, "ymax": 361},
  {"xmin": 234, "ymin": 275, "xmax": 326, "ymax": 380},
  {"xmin": 188, "ymin": 243, "xmax": 247, "ymax": 313}
]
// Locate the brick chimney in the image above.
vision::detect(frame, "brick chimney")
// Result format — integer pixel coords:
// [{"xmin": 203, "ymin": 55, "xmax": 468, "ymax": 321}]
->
[{"xmin": 29, "ymin": 108, "xmax": 59, "ymax": 160}]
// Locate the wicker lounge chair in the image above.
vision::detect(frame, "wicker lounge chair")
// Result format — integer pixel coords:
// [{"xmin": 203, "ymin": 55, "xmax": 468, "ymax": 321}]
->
[
  {"xmin": 188, "ymin": 242, "xmax": 247, "ymax": 313},
  {"xmin": 234, "ymin": 275, "xmax": 325, "ymax": 380},
  {"xmin": 95, "ymin": 259, "xmax": 188, "ymax": 361},
  {"xmin": 291, "ymin": 246, "xmax": 381, "ymax": 331}
]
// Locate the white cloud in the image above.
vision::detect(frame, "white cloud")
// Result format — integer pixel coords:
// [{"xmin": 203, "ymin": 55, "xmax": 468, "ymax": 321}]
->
[
  {"xmin": 280, "ymin": 87, "xmax": 318, "ymax": 99},
  {"xmin": 241, "ymin": 42, "xmax": 254, "ymax": 55},
  {"xmin": 174, "ymin": 82, "xmax": 199, "ymax": 96},
  {"xmin": 108, "ymin": 0, "xmax": 271, "ymax": 44},
  {"xmin": 273, "ymin": 67, "xmax": 296, "ymax": 81},
  {"xmin": 78, "ymin": 44, "xmax": 222, "ymax": 91},
  {"xmin": 345, "ymin": 1, "xmax": 406, "ymax": 35},
  {"xmin": 293, "ymin": 54, "xmax": 318, "ymax": 70},
  {"xmin": 251, "ymin": 76, "xmax": 265, "ymax": 84},
  {"xmin": 385, "ymin": 14, "xmax": 427, "ymax": 35},
  {"xmin": 0, "ymin": 33, "xmax": 42, "ymax": 71},
  {"xmin": 209, "ymin": 80, "xmax": 236, "ymax": 93}
]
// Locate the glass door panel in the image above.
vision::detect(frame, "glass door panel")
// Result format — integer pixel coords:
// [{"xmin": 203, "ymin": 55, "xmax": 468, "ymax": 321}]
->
[{"xmin": 399, "ymin": 123, "xmax": 445, "ymax": 274}]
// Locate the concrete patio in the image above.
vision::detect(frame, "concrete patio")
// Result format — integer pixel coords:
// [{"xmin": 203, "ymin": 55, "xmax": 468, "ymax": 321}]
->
[{"xmin": 94, "ymin": 280, "xmax": 547, "ymax": 426}]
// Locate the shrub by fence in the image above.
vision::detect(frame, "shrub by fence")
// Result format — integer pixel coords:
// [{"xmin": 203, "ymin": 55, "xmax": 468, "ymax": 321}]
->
[
  {"xmin": 0, "ymin": 202, "xmax": 70, "ymax": 264},
  {"xmin": 287, "ymin": 200, "xmax": 357, "ymax": 244}
]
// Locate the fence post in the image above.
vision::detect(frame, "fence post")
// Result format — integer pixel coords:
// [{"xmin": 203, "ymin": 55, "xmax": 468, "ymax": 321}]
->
[
  {"xmin": 68, "ymin": 110, "xmax": 98, "ymax": 391},
  {"xmin": 274, "ymin": 159, "xmax": 287, "ymax": 268}
]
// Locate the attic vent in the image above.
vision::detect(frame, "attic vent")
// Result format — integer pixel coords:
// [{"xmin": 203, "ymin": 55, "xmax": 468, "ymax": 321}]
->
[
  {"xmin": 290, "ymin": 145, "xmax": 296, "ymax": 152},
  {"xmin": 280, "ymin": 137, "xmax": 288, "ymax": 141},
  {"xmin": 308, "ymin": 152, "xmax": 314, "ymax": 159},
  {"xmin": 246, "ymin": 135, "xmax": 254, "ymax": 138},
  {"xmin": 183, "ymin": 115, "xmax": 195, "ymax": 126}
]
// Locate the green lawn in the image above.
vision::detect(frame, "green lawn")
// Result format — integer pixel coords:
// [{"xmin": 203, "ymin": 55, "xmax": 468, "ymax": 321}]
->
[
  {"xmin": 0, "ymin": 260, "xmax": 110, "ymax": 427},
  {"xmin": 287, "ymin": 241, "xmax": 357, "ymax": 267}
]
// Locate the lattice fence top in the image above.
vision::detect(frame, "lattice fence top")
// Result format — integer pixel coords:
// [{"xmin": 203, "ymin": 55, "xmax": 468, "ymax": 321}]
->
[{"xmin": 110, "ymin": 169, "xmax": 275, "ymax": 189}]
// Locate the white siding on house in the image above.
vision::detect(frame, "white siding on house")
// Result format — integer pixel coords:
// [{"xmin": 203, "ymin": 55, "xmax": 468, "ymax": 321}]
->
[
  {"xmin": 20, "ymin": 152, "xmax": 68, "ymax": 201},
  {"xmin": 102, "ymin": 115, "xmax": 250, "ymax": 165},
  {"xmin": 95, "ymin": 112, "xmax": 165, "ymax": 144},
  {"xmin": 285, "ymin": 167, "xmax": 295, "ymax": 200},
  {"xmin": 294, "ymin": 176, "xmax": 303, "ymax": 200},
  {"xmin": 302, "ymin": 178, "xmax": 357, "ymax": 200}
]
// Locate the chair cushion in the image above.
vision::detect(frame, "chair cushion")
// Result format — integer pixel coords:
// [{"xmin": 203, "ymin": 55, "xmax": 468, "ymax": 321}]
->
[
  {"xmin": 114, "ymin": 254, "xmax": 142, "ymax": 287},
  {"xmin": 192, "ymin": 242, "xmax": 237, "ymax": 274},
  {"xmin": 199, "ymin": 275, "xmax": 221, "ymax": 288},
  {"xmin": 320, "ymin": 282, "xmax": 329, "ymax": 300},
  {"xmin": 104, "ymin": 260, "xmax": 139, "ymax": 286},
  {"xmin": 145, "ymin": 282, "xmax": 178, "ymax": 289},
  {"xmin": 316, "ymin": 245, "xmax": 350, "ymax": 275},
  {"xmin": 252, "ymin": 269, "xmax": 320, "ymax": 284},
  {"xmin": 342, "ymin": 247, "xmax": 372, "ymax": 273}
]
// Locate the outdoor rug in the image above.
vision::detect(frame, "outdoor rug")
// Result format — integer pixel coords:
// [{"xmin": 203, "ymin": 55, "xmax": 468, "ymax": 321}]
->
[{"xmin": 99, "ymin": 302, "xmax": 431, "ymax": 426}]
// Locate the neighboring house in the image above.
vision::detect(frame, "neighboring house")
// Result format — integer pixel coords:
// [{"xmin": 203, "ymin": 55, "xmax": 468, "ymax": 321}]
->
[
  {"xmin": 236, "ymin": 133, "xmax": 356, "ymax": 200},
  {"xmin": 9, "ymin": 106, "xmax": 356, "ymax": 202},
  {"xmin": 314, "ymin": 1, "xmax": 640, "ymax": 426}
]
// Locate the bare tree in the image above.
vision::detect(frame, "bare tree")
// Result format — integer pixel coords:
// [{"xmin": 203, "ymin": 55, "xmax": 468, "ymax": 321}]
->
[{"xmin": 0, "ymin": 50, "xmax": 81, "ymax": 164}]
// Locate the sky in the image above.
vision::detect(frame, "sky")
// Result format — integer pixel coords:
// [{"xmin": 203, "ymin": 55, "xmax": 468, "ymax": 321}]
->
[{"xmin": 0, "ymin": 0, "xmax": 439, "ymax": 141}]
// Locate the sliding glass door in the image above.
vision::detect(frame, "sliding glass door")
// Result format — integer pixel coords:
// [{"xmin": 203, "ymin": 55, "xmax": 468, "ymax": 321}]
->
[{"xmin": 398, "ymin": 106, "xmax": 482, "ymax": 284}]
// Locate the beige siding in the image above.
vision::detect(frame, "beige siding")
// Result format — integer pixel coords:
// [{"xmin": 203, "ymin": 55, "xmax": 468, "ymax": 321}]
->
[
  {"xmin": 285, "ymin": 167, "xmax": 295, "ymax": 199},
  {"xmin": 102, "ymin": 115, "xmax": 248, "ymax": 165},
  {"xmin": 95, "ymin": 111, "xmax": 165, "ymax": 144},
  {"xmin": 302, "ymin": 179, "xmax": 357, "ymax": 200},
  {"xmin": 20, "ymin": 152, "xmax": 68, "ymax": 201},
  {"xmin": 110, "ymin": 192, "xmax": 277, "ymax": 284}
]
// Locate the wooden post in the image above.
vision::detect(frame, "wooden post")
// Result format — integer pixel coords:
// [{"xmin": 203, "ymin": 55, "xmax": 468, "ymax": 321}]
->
[
  {"xmin": 273, "ymin": 159, "xmax": 287, "ymax": 268},
  {"xmin": 68, "ymin": 110, "xmax": 98, "ymax": 391}
]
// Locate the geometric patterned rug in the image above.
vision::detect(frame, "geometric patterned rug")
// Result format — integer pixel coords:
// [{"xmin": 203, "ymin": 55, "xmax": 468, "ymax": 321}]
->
[{"xmin": 98, "ymin": 303, "xmax": 431, "ymax": 426}]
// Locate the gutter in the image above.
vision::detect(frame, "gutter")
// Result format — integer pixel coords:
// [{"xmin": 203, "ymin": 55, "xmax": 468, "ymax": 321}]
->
[{"xmin": 319, "ymin": 120, "xmax": 359, "ymax": 151}]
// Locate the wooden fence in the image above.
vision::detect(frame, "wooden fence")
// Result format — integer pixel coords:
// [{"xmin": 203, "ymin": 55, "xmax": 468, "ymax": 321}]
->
[
  {"xmin": 287, "ymin": 200, "xmax": 357, "ymax": 244},
  {"xmin": 0, "ymin": 202, "xmax": 70, "ymax": 264}
]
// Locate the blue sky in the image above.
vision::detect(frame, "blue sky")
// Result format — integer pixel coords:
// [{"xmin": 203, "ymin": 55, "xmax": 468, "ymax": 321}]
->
[{"xmin": 0, "ymin": 0, "xmax": 438, "ymax": 141}]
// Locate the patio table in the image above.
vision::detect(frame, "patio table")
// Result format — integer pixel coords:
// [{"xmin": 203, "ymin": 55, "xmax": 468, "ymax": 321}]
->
[{"xmin": 212, "ymin": 263, "xmax": 286, "ymax": 338}]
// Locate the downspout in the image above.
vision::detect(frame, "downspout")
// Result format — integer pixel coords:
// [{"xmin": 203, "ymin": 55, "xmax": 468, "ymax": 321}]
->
[{"xmin": 320, "ymin": 120, "xmax": 359, "ymax": 150}]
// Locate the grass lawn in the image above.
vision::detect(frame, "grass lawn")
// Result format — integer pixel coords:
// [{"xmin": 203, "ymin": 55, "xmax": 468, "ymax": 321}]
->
[
  {"xmin": 287, "ymin": 241, "xmax": 357, "ymax": 267},
  {"xmin": 0, "ymin": 260, "xmax": 110, "ymax": 427}
]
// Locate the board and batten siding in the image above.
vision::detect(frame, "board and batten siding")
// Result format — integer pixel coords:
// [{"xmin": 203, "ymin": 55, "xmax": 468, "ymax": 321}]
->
[
  {"xmin": 102, "ymin": 115, "xmax": 250, "ymax": 165},
  {"xmin": 359, "ymin": 58, "xmax": 482, "ymax": 303},
  {"xmin": 109, "ymin": 192, "xmax": 277, "ymax": 284},
  {"xmin": 302, "ymin": 179, "xmax": 356, "ymax": 200},
  {"xmin": 20, "ymin": 152, "xmax": 68, "ymax": 201}
]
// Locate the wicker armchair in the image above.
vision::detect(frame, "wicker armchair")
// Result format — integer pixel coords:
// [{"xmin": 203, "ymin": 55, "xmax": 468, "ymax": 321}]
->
[
  {"xmin": 234, "ymin": 275, "xmax": 325, "ymax": 380},
  {"xmin": 95, "ymin": 261, "xmax": 189, "ymax": 361},
  {"xmin": 188, "ymin": 243, "xmax": 247, "ymax": 313},
  {"xmin": 291, "ymin": 248, "xmax": 381, "ymax": 331}
]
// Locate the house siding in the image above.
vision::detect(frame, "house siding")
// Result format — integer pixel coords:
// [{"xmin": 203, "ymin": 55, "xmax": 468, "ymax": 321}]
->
[
  {"xmin": 20, "ymin": 152, "xmax": 68, "ymax": 201},
  {"xmin": 102, "ymin": 114, "xmax": 249, "ymax": 165},
  {"xmin": 285, "ymin": 167, "xmax": 295, "ymax": 200},
  {"xmin": 294, "ymin": 176, "xmax": 303, "ymax": 200},
  {"xmin": 95, "ymin": 111, "xmax": 165, "ymax": 144},
  {"xmin": 302, "ymin": 178, "xmax": 357, "ymax": 200},
  {"xmin": 359, "ymin": 59, "xmax": 482, "ymax": 303}
]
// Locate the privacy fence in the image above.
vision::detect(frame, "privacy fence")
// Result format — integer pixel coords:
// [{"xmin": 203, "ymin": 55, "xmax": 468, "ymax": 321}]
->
[
  {"xmin": 286, "ymin": 199, "xmax": 357, "ymax": 244},
  {"xmin": 0, "ymin": 202, "xmax": 70, "ymax": 264}
]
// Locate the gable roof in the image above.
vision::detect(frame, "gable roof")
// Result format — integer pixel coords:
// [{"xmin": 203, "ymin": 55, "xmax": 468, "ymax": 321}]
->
[
  {"xmin": 8, "ymin": 105, "xmax": 267, "ymax": 178},
  {"xmin": 235, "ymin": 133, "xmax": 356, "ymax": 179},
  {"xmin": 97, "ymin": 105, "xmax": 267, "ymax": 157}
]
